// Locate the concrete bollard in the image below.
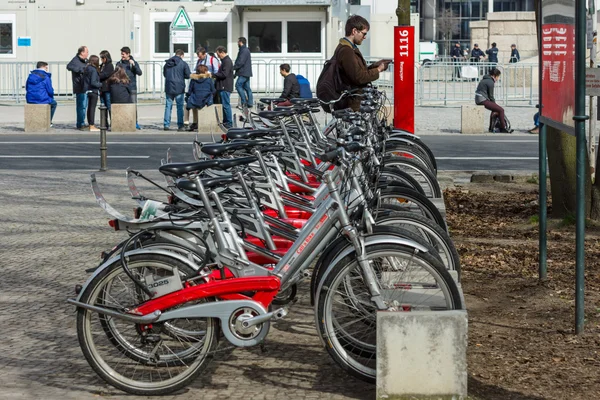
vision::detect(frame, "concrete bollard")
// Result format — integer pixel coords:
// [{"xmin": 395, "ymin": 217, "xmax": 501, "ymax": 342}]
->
[
  {"xmin": 111, "ymin": 104, "xmax": 137, "ymax": 132},
  {"xmin": 24, "ymin": 103, "xmax": 51, "ymax": 132},
  {"xmin": 460, "ymin": 105, "xmax": 485, "ymax": 134},
  {"xmin": 196, "ymin": 105, "xmax": 223, "ymax": 133},
  {"xmin": 377, "ymin": 310, "xmax": 468, "ymax": 400}
]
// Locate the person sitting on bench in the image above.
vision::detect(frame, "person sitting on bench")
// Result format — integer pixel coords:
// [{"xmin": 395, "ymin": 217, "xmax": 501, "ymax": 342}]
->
[
  {"xmin": 475, "ymin": 68, "xmax": 513, "ymax": 133},
  {"xmin": 275, "ymin": 63, "xmax": 300, "ymax": 107},
  {"xmin": 185, "ymin": 65, "xmax": 216, "ymax": 131},
  {"xmin": 26, "ymin": 61, "xmax": 57, "ymax": 125}
]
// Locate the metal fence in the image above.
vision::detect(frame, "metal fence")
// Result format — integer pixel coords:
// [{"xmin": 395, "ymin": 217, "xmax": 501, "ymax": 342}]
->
[
  {"xmin": 416, "ymin": 61, "xmax": 538, "ymax": 106},
  {"xmin": 0, "ymin": 59, "xmax": 537, "ymax": 105}
]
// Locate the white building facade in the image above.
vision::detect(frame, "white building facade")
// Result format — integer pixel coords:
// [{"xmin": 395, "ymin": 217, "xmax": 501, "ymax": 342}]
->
[{"xmin": 0, "ymin": 0, "xmax": 411, "ymax": 96}]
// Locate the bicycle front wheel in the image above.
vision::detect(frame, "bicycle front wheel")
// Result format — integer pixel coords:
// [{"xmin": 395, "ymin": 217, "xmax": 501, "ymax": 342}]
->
[{"xmin": 315, "ymin": 243, "xmax": 462, "ymax": 383}]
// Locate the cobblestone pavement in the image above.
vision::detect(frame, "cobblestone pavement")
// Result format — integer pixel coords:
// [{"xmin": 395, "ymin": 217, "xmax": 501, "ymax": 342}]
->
[{"xmin": 0, "ymin": 170, "xmax": 374, "ymax": 400}]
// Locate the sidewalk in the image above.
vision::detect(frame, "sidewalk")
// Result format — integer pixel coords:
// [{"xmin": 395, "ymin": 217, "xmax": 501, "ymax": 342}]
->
[{"xmin": 0, "ymin": 101, "xmax": 539, "ymax": 135}]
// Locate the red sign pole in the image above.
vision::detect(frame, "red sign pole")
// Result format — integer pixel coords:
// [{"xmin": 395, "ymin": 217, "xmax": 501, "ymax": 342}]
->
[{"xmin": 394, "ymin": 26, "xmax": 415, "ymax": 133}]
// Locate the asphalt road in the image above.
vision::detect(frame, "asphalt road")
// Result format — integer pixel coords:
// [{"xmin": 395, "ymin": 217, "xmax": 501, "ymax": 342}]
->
[{"xmin": 0, "ymin": 133, "xmax": 539, "ymax": 171}]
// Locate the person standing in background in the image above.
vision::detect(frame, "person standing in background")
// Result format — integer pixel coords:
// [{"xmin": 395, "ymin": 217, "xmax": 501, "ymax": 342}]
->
[
  {"xmin": 99, "ymin": 50, "xmax": 114, "ymax": 124},
  {"xmin": 509, "ymin": 44, "xmax": 520, "ymax": 63},
  {"xmin": 486, "ymin": 42, "xmax": 499, "ymax": 73},
  {"xmin": 450, "ymin": 42, "xmax": 463, "ymax": 80},
  {"xmin": 213, "ymin": 46, "xmax": 234, "ymax": 128},
  {"xmin": 163, "ymin": 49, "xmax": 191, "ymax": 131},
  {"xmin": 83, "ymin": 55, "xmax": 102, "ymax": 131},
  {"xmin": 233, "ymin": 37, "xmax": 254, "ymax": 109},
  {"xmin": 115, "ymin": 47, "xmax": 142, "ymax": 129},
  {"xmin": 66, "ymin": 45, "xmax": 89, "ymax": 130}
]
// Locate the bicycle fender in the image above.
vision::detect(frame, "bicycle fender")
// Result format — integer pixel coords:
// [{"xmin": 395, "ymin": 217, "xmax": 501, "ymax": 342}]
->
[
  {"xmin": 390, "ymin": 130, "xmax": 421, "ymax": 139},
  {"xmin": 74, "ymin": 249, "xmax": 201, "ymax": 302},
  {"xmin": 313, "ymin": 234, "xmax": 430, "ymax": 345}
]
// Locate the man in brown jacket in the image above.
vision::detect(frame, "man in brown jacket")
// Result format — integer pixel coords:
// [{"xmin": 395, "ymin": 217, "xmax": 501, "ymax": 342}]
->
[{"xmin": 336, "ymin": 15, "xmax": 389, "ymax": 111}]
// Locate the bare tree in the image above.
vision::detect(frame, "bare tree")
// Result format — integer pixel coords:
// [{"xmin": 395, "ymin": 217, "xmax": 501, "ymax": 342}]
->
[{"xmin": 436, "ymin": 9, "xmax": 460, "ymax": 56}]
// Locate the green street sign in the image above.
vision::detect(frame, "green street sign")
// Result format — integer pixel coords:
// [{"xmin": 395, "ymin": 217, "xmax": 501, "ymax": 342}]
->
[{"xmin": 171, "ymin": 6, "xmax": 192, "ymax": 30}]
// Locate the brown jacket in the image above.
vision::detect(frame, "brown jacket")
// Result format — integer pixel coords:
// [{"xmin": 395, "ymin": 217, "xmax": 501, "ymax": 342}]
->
[{"xmin": 335, "ymin": 38, "xmax": 380, "ymax": 111}]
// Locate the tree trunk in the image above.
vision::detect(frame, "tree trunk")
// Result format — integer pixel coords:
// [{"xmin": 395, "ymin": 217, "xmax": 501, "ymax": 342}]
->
[{"xmin": 546, "ymin": 126, "xmax": 592, "ymax": 218}]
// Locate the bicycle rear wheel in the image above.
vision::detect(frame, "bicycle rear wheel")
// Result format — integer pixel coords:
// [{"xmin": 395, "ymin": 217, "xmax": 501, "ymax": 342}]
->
[
  {"xmin": 76, "ymin": 254, "xmax": 218, "ymax": 396},
  {"xmin": 315, "ymin": 242, "xmax": 462, "ymax": 383}
]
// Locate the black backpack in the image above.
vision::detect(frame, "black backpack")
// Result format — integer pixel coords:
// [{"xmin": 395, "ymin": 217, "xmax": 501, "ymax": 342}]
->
[
  {"xmin": 489, "ymin": 112, "xmax": 511, "ymax": 133},
  {"xmin": 316, "ymin": 46, "xmax": 347, "ymax": 113}
]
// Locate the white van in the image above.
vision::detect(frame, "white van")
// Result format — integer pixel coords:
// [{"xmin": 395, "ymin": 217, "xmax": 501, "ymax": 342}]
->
[{"xmin": 419, "ymin": 42, "xmax": 439, "ymax": 65}]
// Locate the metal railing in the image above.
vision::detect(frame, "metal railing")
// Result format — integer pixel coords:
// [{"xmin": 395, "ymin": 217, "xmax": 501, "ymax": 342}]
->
[
  {"xmin": 415, "ymin": 61, "xmax": 538, "ymax": 106},
  {"xmin": 0, "ymin": 59, "xmax": 538, "ymax": 105}
]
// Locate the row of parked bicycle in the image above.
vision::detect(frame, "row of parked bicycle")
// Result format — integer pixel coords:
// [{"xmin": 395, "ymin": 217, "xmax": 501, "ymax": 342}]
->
[{"xmin": 68, "ymin": 87, "xmax": 461, "ymax": 395}]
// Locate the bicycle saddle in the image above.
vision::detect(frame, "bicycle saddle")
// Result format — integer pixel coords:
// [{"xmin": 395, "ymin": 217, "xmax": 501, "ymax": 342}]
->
[
  {"xmin": 200, "ymin": 140, "xmax": 273, "ymax": 156},
  {"xmin": 159, "ymin": 156, "xmax": 257, "ymax": 177},
  {"xmin": 226, "ymin": 129, "xmax": 283, "ymax": 140},
  {"xmin": 259, "ymin": 97, "xmax": 285, "ymax": 104},
  {"xmin": 258, "ymin": 109, "xmax": 296, "ymax": 119},
  {"xmin": 175, "ymin": 175, "xmax": 237, "ymax": 192},
  {"xmin": 290, "ymin": 98, "xmax": 320, "ymax": 106}
]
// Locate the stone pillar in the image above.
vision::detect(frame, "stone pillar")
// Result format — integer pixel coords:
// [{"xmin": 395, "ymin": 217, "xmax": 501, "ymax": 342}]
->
[
  {"xmin": 111, "ymin": 104, "xmax": 137, "ymax": 132},
  {"xmin": 24, "ymin": 104, "xmax": 51, "ymax": 132},
  {"xmin": 461, "ymin": 105, "xmax": 486, "ymax": 133}
]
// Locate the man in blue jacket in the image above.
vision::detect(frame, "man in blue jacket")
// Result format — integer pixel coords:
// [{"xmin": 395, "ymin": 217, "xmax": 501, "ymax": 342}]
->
[
  {"xmin": 26, "ymin": 61, "xmax": 57, "ymax": 125},
  {"xmin": 486, "ymin": 42, "xmax": 499, "ymax": 73},
  {"xmin": 163, "ymin": 49, "xmax": 191, "ymax": 131},
  {"xmin": 66, "ymin": 46, "xmax": 88, "ymax": 129},
  {"xmin": 233, "ymin": 37, "xmax": 254, "ymax": 108},
  {"xmin": 115, "ymin": 46, "xmax": 142, "ymax": 129}
]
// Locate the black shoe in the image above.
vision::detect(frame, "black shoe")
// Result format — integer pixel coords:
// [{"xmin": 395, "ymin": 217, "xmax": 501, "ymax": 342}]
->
[
  {"xmin": 163, "ymin": 126, "xmax": 169, "ymax": 131},
  {"xmin": 177, "ymin": 127, "xmax": 185, "ymax": 132},
  {"xmin": 187, "ymin": 123, "xmax": 198, "ymax": 132},
  {"xmin": 499, "ymin": 128, "xmax": 514, "ymax": 133}
]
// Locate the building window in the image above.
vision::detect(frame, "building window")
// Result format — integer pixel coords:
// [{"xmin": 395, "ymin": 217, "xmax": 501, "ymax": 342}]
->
[
  {"xmin": 287, "ymin": 21, "xmax": 321, "ymax": 53},
  {"xmin": 248, "ymin": 22, "xmax": 282, "ymax": 53},
  {"xmin": 194, "ymin": 22, "xmax": 227, "ymax": 53},
  {"xmin": 155, "ymin": 22, "xmax": 170, "ymax": 54},
  {"xmin": 0, "ymin": 19, "xmax": 14, "ymax": 56}
]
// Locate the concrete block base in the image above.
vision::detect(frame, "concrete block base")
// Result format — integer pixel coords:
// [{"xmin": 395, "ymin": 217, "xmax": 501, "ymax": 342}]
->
[
  {"xmin": 111, "ymin": 104, "xmax": 137, "ymax": 132},
  {"xmin": 460, "ymin": 105, "xmax": 485, "ymax": 134},
  {"xmin": 24, "ymin": 104, "xmax": 51, "ymax": 132},
  {"xmin": 196, "ymin": 105, "xmax": 222, "ymax": 133},
  {"xmin": 377, "ymin": 310, "xmax": 468, "ymax": 400}
]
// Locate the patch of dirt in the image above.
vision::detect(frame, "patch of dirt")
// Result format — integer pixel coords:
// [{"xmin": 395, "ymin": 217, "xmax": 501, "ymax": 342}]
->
[{"xmin": 445, "ymin": 184, "xmax": 600, "ymax": 400}]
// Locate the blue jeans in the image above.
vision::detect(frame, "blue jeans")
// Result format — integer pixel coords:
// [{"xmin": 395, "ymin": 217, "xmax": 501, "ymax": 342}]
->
[
  {"xmin": 164, "ymin": 93, "xmax": 185, "ymax": 128},
  {"xmin": 235, "ymin": 76, "xmax": 253, "ymax": 107},
  {"xmin": 534, "ymin": 112, "xmax": 540, "ymax": 127},
  {"xmin": 76, "ymin": 93, "xmax": 88, "ymax": 128},
  {"xmin": 219, "ymin": 90, "xmax": 232, "ymax": 127},
  {"xmin": 49, "ymin": 99, "xmax": 57, "ymax": 122}
]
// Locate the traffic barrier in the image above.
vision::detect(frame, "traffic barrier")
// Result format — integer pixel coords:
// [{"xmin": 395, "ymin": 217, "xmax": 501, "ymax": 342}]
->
[{"xmin": 195, "ymin": 105, "xmax": 222, "ymax": 133}]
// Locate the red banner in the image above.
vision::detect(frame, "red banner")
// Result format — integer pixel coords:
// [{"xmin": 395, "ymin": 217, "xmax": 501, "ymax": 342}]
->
[
  {"xmin": 540, "ymin": 23, "xmax": 575, "ymax": 134},
  {"xmin": 394, "ymin": 26, "xmax": 415, "ymax": 133}
]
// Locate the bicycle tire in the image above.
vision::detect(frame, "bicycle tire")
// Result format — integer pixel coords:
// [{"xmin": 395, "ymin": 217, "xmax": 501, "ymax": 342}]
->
[
  {"xmin": 383, "ymin": 156, "xmax": 442, "ymax": 198},
  {"xmin": 309, "ymin": 226, "xmax": 444, "ymax": 306},
  {"xmin": 378, "ymin": 186, "xmax": 446, "ymax": 230},
  {"xmin": 378, "ymin": 167, "xmax": 427, "ymax": 196},
  {"xmin": 315, "ymin": 242, "xmax": 462, "ymax": 383},
  {"xmin": 374, "ymin": 209, "xmax": 461, "ymax": 275},
  {"xmin": 77, "ymin": 254, "xmax": 218, "ymax": 396},
  {"xmin": 387, "ymin": 133, "xmax": 438, "ymax": 172},
  {"xmin": 383, "ymin": 142, "xmax": 436, "ymax": 175}
]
